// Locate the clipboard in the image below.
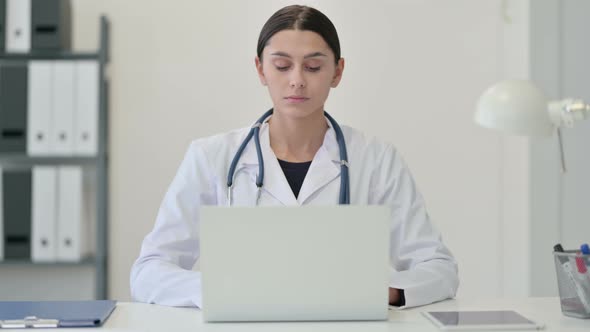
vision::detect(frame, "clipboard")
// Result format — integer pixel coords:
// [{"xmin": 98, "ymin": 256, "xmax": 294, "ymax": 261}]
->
[{"xmin": 0, "ymin": 300, "xmax": 116, "ymax": 328}]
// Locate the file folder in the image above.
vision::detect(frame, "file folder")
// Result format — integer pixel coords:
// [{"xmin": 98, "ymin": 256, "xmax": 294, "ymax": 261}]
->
[
  {"xmin": 52, "ymin": 61, "xmax": 75, "ymax": 156},
  {"xmin": 0, "ymin": 62, "xmax": 28, "ymax": 153},
  {"xmin": 2, "ymin": 169, "xmax": 32, "ymax": 259},
  {"xmin": 74, "ymin": 61, "xmax": 99, "ymax": 156},
  {"xmin": 31, "ymin": 166, "xmax": 57, "ymax": 262},
  {"xmin": 31, "ymin": 0, "xmax": 71, "ymax": 51},
  {"xmin": 27, "ymin": 61, "xmax": 53, "ymax": 156},
  {"xmin": 0, "ymin": 0, "xmax": 5, "ymax": 52},
  {"xmin": 5, "ymin": 0, "xmax": 31, "ymax": 53},
  {"xmin": 57, "ymin": 166, "xmax": 88, "ymax": 261},
  {"xmin": 0, "ymin": 300, "xmax": 116, "ymax": 328}
]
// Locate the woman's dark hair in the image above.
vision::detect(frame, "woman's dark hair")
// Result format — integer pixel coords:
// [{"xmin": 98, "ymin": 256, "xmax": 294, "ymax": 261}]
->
[{"xmin": 257, "ymin": 5, "xmax": 341, "ymax": 64}]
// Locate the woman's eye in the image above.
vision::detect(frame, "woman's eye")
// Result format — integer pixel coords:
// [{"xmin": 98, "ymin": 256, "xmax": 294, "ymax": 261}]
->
[{"xmin": 274, "ymin": 65, "xmax": 320, "ymax": 72}]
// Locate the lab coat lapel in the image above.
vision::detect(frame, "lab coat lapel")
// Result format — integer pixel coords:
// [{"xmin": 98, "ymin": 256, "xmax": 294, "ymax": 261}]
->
[
  {"xmin": 297, "ymin": 125, "xmax": 341, "ymax": 204},
  {"xmin": 259, "ymin": 124, "xmax": 299, "ymax": 205},
  {"xmin": 238, "ymin": 122, "xmax": 298, "ymax": 206}
]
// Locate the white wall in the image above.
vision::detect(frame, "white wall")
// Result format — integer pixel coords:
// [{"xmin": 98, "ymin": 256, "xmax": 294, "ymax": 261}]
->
[
  {"xmin": 70, "ymin": 0, "xmax": 521, "ymax": 301},
  {"xmin": 560, "ymin": 0, "xmax": 590, "ymax": 253},
  {"xmin": 496, "ymin": 0, "xmax": 532, "ymax": 297},
  {"xmin": 528, "ymin": 0, "xmax": 562, "ymax": 297}
]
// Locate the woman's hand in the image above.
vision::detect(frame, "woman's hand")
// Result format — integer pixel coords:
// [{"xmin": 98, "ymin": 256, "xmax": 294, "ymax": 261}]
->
[{"xmin": 389, "ymin": 287, "xmax": 400, "ymax": 305}]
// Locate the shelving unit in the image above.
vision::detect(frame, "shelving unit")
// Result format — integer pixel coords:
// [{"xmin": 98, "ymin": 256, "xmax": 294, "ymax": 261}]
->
[{"xmin": 0, "ymin": 16, "xmax": 109, "ymax": 299}]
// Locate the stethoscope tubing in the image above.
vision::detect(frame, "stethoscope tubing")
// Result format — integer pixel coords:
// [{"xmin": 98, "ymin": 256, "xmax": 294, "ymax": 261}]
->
[{"xmin": 226, "ymin": 108, "xmax": 349, "ymax": 205}]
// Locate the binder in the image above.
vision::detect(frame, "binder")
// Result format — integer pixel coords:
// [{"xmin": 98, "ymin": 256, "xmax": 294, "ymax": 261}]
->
[
  {"xmin": 5, "ymin": 0, "xmax": 31, "ymax": 53},
  {"xmin": 51, "ymin": 61, "xmax": 75, "ymax": 156},
  {"xmin": 0, "ymin": 300, "xmax": 116, "ymax": 328},
  {"xmin": 0, "ymin": 62, "xmax": 28, "ymax": 153},
  {"xmin": 31, "ymin": 166, "xmax": 57, "ymax": 262},
  {"xmin": 0, "ymin": 167, "xmax": 3, "ymax": 260},
  {"xmin": 31, "ymin": 0, "xmax": 71, "ymax": 51},
  {"xmin": 74, "ymin": 61, "xmax": 99, "ymax": 156},
  {"xmin": 57, "ymin": 166, "xmax": 88, "ymax": 261},
  {"xmin": 27, "ymin": 61, "xmax": 53, "ymax": 156},
  {"xmin": 1, "ymin": 169, "xmax": 32, "ymax": 259},
  {"xmin": 0, "ymin": 0, "xmax": 6, "ymax": 52}
]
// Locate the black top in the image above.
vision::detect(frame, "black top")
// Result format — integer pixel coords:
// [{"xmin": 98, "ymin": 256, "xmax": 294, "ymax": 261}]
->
[{"xmin": 277, "ymin": 159, "xmax": 312, "ymax": 199}]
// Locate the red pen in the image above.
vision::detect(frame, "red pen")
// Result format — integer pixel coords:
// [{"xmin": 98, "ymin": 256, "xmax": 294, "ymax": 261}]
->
[{"xmin": 576, "ymin": 254, "xmax": 588, "ymax": 274}]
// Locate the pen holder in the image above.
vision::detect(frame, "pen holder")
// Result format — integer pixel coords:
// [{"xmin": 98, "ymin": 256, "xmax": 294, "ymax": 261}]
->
[{"xmin": 554, "ymin": 251, "xmax": 590, "ymax": 319}]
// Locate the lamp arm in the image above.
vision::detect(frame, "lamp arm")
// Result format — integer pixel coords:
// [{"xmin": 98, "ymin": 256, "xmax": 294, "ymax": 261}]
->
[
  {"xmin": 548, "ymin": 99, "xmax": 590, "ymax": 128},
  {"xmin": 547, "ymin": 99, "xmax": 589, "ymax": 173}
]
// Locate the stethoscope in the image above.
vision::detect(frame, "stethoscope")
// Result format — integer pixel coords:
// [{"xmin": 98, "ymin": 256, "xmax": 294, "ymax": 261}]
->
[{"xmin": 226, "ymin": 108, "xmax": 350, "ymax": 206}]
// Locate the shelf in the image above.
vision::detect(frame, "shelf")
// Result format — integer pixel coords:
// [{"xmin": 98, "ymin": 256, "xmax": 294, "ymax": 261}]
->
[
  {"xmin": 0, "ymin": 154, "xmax": 104, "ymax": 166},
  {"xmin": 0, "ymin": 15, "xmax": 110, "ymax": 300},
  {"xmin": 0, "ymin": 256, "xmax": 98, "ymax": 267},
  {"xmin": 0, "ymin": 51, "xmax": 100, "ymax": 61}
]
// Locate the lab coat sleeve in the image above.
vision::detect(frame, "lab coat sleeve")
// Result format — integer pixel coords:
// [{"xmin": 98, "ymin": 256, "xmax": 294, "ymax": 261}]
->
[
  {"xmin": 375, "ymin": 145, "xmax": 459, "ymax": 308},
  {"xmin": 130, "ymin": 141, "xmax": 216, "ymax": 308}
]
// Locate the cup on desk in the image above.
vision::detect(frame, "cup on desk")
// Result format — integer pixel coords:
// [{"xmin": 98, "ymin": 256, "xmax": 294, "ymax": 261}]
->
[{"xmin": 553, "ymin": 250, "xmax": 590, "ymax": 319}]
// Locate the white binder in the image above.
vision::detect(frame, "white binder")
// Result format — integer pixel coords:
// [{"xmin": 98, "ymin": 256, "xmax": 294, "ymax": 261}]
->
[
  {"xmin": 74, "ymin": 61, "xmax": 99, "ymax": 156},
  {"xmin": 31, "ymin": 166, "xmax": 58, "ymax": 262},
  {"xmin": 52, "ymin": 61, "xmax": 75, "ymax": 155},
  {"xmin": 27, "ymin": 61, "xmax": 54, "ymax": 156},
  {"xmin": 57, "ymin": 166, "xmax": 89, "ymax": 261},
  {"xmin": 0, "ymin": 167, "xmax": 4, "ymax": 260},
  {"xmin": 5, "ymin": 0, "xmax": 31, "ymax": 53}
]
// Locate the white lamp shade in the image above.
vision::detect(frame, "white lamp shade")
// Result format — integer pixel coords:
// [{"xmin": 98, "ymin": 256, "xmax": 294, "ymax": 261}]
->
[{"xmin": 474, "ymin": 80, "xmax": 554, "ymax": 136}]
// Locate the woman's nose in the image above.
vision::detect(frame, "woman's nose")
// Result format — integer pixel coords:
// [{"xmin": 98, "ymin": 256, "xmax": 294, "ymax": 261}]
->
[
  {"xmin": 290, "ymin": 81, "xmax": 305, "ymax": 88},
  {"xmin": 289, "ymin": 70, "xmax": 306, "ymax": 88}
]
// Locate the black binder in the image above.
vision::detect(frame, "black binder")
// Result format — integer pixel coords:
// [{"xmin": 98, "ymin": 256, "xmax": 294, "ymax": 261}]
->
[
  {"xmin": 0, "ymin": 62, "xmax": 28, "ymax": 153},
  {"xmin": 2, "ymin": 169, "xmax": 32, "ymax": 259},
  {"xmin": 0, "ymin": 0, "xmax": 5, "ymax": 52},
  {"xmin": 0, "ymin": 300, "xmax": 116, "ymax": 328},
  {"xmin": 31, "ymin": 0, "xmax": 71, "ymax": 51}
]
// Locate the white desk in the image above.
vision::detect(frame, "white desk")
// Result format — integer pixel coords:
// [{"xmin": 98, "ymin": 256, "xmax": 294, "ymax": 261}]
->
[{"xmin": 16, "ymin": 298, "xmax": 590, "ymax": 331}]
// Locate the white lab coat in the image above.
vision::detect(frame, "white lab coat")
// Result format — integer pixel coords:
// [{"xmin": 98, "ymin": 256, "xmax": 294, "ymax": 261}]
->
[{"xmin": 130, "ymin": 117, "xmax": 459, "ymax": 308}]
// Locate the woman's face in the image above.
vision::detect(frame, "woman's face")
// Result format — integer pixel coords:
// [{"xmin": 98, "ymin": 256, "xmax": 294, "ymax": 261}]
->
[{"xmin": 256, "ymin": 29, "xmax": 344, "ymax": 120}]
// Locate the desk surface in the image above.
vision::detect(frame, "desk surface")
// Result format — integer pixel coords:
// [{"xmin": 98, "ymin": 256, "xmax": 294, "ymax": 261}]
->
[{"xmin": 11, "ymin": 298, "xmax": 590, "ymax": 331}]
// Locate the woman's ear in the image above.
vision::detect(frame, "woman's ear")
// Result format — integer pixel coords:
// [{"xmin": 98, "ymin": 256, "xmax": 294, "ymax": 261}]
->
[
  {"xmin": 255, "ymin": 56, "xmax": 267, "ymax": 86},
  {"xmin": 331, "ymin": 58, "xmax": 345, "ymax": 88}
]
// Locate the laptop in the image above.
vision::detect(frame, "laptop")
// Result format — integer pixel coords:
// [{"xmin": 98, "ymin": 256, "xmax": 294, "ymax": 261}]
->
[{"xmin": 199, "ymin": 205, "xmax": 390, "ymax": 322}]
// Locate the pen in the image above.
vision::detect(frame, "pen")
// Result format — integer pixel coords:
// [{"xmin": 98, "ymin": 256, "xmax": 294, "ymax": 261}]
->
[
  {"xmin": 576, "ymin": 254, "xmax": 588, "ymax": 275},
  {"xmin": 581, "ymin": 243, "xmax": 590, "ymax": 266},
  {"xmin": 575, "ymin": 253, "xmax": 590, "ymax": 306},
  {"xmin": 554, "ymin": 243, "xmax": 590, "ymax": 313}
]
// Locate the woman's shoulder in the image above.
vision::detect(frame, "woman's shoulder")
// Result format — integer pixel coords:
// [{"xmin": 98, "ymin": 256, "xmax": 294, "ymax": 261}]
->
[
  {"xmin": 340, "ymin": 125, "xmax": 400, "ymax": 159},
  {"xmin": 341, "ymin": 126, "xmax": 412, "ymax": 183},
  {"xmin": 178, "ymin": 127, "xmax": 252, "ymax": 173},
  {"xmin": 187, "ymin": 126, "xmax": 251, "ymax": 152}
]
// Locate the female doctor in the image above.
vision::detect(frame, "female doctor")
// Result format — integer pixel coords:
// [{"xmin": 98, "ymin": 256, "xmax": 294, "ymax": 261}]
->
[{"xmin": 130, "ymin": 5, "xmax": 459, "ymax": 308}]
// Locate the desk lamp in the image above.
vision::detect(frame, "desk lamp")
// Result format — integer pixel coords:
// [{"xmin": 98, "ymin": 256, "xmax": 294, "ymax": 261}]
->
[{"xmin": 474, "ymin": 79, "xmax": 590, "ymax": 171}]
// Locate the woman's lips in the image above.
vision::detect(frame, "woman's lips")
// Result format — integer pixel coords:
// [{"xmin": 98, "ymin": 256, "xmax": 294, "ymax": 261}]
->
[{"xmin": 285, "ymin": 96, "xmax": 309, "ymax": 104}]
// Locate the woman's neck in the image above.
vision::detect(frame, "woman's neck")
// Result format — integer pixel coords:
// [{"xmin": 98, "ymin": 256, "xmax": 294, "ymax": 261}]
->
[{"xmin": 268, "ymin": 109, "xmax": 328, "ymax": 162}]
